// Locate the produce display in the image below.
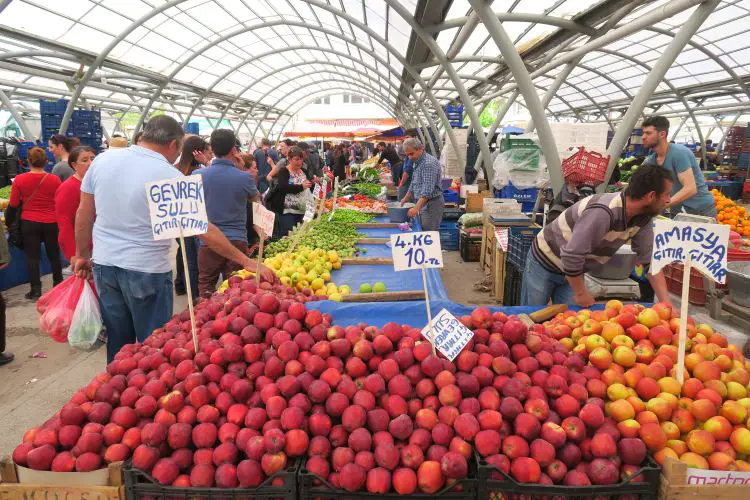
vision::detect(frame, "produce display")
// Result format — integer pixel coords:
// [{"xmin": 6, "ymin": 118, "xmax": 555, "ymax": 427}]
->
[
  {"xmin": 343, "ymin": 182, "xmax": 382, "ymax": 198},
  {"xmin": 263, "ymin": 248, "xmax": 348, "ymax": 301},
  {"xmin": 0, "ymin": 184, "xmax": 11, "ymax": 199},
  {"xmin": 324, "ymin": 196, "xmax": 387, "ymax": 214},
  {"xmin": 326, "ymin": 208, "xmax": 375, "ymax": 224},
  {"xmin": 354, "ymin": 167, "xmax": 380, "ymax": 183},
  {"xmin": 264, "ymin": 219, "xmax": 364, "ymax": 258},
  {"xmin": 713, "ymin": 189, "xmax": 750, "ymax": 236},
  {"xmin": 543, "ymin": 300, "xmax": 750, "ymax": 472}
]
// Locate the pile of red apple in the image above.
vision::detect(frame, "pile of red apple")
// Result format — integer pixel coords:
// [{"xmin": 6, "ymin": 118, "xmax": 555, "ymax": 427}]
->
[{"xmin": 11, "ymin": 274, "xmax": 656, "ymax": 493}]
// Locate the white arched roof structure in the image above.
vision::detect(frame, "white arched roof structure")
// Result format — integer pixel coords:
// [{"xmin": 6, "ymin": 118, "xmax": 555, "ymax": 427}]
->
[{"xmin": 0, "ymin": 0, "xmax": 747, "ymax": 190}]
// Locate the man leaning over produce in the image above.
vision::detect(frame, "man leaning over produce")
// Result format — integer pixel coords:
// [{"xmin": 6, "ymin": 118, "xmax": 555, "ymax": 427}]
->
[
  {"xmin": 400, "ymin": 138, "xmax": 444, "ymax": 231},
  {"xmin": 521, "ymin": 164, "xmax": 674, "ymax": 308},
  {"xmin": 72, "ymin": 116, "xmax": 275, "ymax": 363}
]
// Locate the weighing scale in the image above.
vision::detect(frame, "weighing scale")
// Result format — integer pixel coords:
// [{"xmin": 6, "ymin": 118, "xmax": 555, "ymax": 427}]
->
[{"xmin": 584, "ymin": 274, "xmax": 641, "ymax": 300}]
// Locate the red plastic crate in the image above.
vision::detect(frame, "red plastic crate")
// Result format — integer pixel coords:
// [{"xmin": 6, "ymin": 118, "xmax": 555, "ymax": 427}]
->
[{"xmin": 562, "ymin": 147, "xmax": 610, "ymax": 185}]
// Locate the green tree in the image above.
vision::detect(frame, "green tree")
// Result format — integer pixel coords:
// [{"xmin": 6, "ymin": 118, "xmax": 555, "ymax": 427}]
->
[{"xmin": 462, "ymin": 98, "xmax": 506, "ymax": 128}]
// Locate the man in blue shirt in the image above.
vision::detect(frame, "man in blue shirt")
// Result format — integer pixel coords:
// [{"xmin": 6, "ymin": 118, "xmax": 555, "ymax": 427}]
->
[
  {"xmin": 642, "ymin": 115, "xmax": 716, "ymax": 218},
  {"xmin": 254, "ymin": 138, "xmax": 273, "ymax": 193},
  {"xmin": 400, "ymin": 138, "xmax": 444, "ymax": 231},
  {"xmin": 74, "ymin": 116, "xmax": 273, "ymax": 362},
  {"xmin": 197, "ymin": 129, "xmax": 262, "ymax": 297}
]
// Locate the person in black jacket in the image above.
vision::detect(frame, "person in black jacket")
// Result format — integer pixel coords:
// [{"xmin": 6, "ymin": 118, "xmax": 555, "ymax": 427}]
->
[{"xmin": 265, "ymin": 146, "xmax": 312, "ymax": 238}]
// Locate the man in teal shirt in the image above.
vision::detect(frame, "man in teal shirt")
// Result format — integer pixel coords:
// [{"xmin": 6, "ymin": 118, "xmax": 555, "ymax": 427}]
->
[{"xmin": 642, "ymin": 115, "xmax": 716, "ymax": 218}]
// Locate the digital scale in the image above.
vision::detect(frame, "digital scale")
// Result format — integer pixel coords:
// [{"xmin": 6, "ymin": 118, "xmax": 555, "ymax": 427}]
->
[{"xmin": 584, "ymin": 274, "xmax": 641, "ymax": 300}]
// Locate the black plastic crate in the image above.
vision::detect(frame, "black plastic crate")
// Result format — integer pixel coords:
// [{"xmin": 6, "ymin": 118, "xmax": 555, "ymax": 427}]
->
[
  {"xmin": 299, "ymin": 455, "xmax": 478, "ymax": 500},
  {"xmin": 124, "ymin": 458, "xmax": 299, "ymax": 500},
  {"xmin": 460, "ymin": 231, "xmax": 481, "ymax": 262},
  {"xmin": 477, "ymin": 453, "xmax": 661, "ymax": 500},
  {"xmin": 507, "ymin": 226, "xmax": 540, "ymax": 270},
  {"xmin": 503, "ymin": 261, "xmax": 523, "ymax": 306}
]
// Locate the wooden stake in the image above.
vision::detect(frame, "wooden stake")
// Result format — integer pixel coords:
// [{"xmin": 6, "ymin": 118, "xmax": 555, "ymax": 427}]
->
[
  {"xmin": 328, "ymin": 177, "xmax": 340, "ymax": 221},
  {"xmin": 256, "ymin": 230, "xmax": 265, "ymax": 287},
  {"xmin": 178, "ymin": 226, "xmax": 199, "ymax": 353},
  {"xmin": 289, "ymin": 221, "xmax": 309, "ymax": 253},
  {"xmin": 676, "ymin": 256, "xmax": 691, "ymax": 385},
  {"xmin": 422, "ymin": 264, "xmax": 435, "ymax": 355}
]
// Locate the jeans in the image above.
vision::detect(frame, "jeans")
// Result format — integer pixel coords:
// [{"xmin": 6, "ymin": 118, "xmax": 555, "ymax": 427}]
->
[
  {"xmin": 198, "ymin": 240, "xmax": 248, "ymax": 297},
  {"xmin": 520, "ymin": 250, "xmax": 575, "ymax": 306},
  {"xmin": 93, "ymin": 264, "xmax": 173, "ymax": 363},
  {"xmin": 174, "ymin": 236, "xmax": 199, "ymax": 299},
  {"xmin": 278, "ymin": 213, "xmax": 303, "ymax": 239},
  {"xmin": 21, "ymin": 220, "xmax": 63, "ymax": 289}
]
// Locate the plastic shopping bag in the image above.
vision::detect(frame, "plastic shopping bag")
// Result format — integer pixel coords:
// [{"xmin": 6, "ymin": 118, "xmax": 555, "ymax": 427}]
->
[
  {"xmin": 38, "ymin": 276, "xmax": 87, "ymax": 342},
  {"xmin": 68, "ymin": 279, "xmax": 103, "ymax": 350}
]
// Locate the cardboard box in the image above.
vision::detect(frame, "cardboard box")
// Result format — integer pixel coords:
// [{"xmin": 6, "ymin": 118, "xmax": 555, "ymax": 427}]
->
[
  {"xmin": 483, "ymin": 198, "xmax": 522, "ymax": 218},
  {"xmin": 0, "ymin": 456, "xmax": 124, "ymax": 499},
  {"xmin": 459, "ymin": 184, "xmax": 479, "ymax": 198},
  {"xmin": 466, "ymin": 191, "xmax": 491, "ymax": 212}
]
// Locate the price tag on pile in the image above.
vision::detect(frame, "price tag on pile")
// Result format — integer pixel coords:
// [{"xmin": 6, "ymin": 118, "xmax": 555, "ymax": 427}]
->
[
  {"xmin": 146, "ymin": 176, "xmax": 208, "ymax": 240},
  {"xmin": 420, "ymin": 308, "xmax": 474, "ymax": 361},
  {"xmin": 390, "ymin": 231, "xmax": 444, "ymax": 271},
  {"xmin": 252, "ymin": 202, "xmax": 276, "ymax": 237},
  {"xmin": 303, "ymin": 199, "xmax": 315, "ymax": 222},
  {"xmin": 313, "ymin": 183, "xmax": 322, "ymax": 200}
]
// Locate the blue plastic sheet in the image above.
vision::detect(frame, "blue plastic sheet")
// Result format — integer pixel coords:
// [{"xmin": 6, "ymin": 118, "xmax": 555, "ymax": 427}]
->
[
  {"xmin": 329, "ymin": 216, "xmax": 448, "ymax": 301},
  {"xmin": 0, "ymin": 241, "xmax": 58, "ymax": 291}
]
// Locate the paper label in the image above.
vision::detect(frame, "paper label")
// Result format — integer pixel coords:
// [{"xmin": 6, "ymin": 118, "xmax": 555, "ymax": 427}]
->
[
  {"xmin": 494, "ymin": 228, "xmax": 509, "ymax": 252},
  {"xmin": 146, "ymin": 176, "xmax": 208, "ymax": 240},
  {"xmin": 420, "ymin": 308, "xmax": 474, "ymax": 361},
  {"xmin": 391, "ymin": 231, "xmax": 443, "ymax": 271},
  {"xmin": 253, "ymin": 202, "xmax": 276, "ymax": 237},
  {"xmin": 651, "ymin": 219, "xmax": 729, "ymax": 283}
]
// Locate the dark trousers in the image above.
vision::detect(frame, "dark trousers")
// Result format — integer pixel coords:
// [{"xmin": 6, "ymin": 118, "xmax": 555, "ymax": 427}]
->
[
  {"xmin": 0, "ymin": 293, "xmax": 6, "ymax": 353},
  {"xmin": 21, "ymin": 220, "xmax": 63, "ymax": 289},
  {"xmin": 278, "ymin": 213, "xmax": 303, "ymax": 239},
  {"xmin": 174, "ymin": 236, "xmax": 199, "ymax": 299},
  {"xmin": 93, "ymin": 264, "xmax": 173, "ymax": 363},
  {"xmin": 198, "ymin": 240, "xmax": 248, "ymax": 297}
]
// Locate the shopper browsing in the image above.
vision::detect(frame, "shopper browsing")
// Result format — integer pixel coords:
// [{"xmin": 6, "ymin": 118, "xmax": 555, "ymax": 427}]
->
[
  {"xmin": 254, "ymin": 138, "xmax": 273, "ymax": 193},
  {"xmin": 400, "ymin": 138, "xmax": 444, "ymax": 231},
  {"xmin": 8, "ymin": 147, "xmax": 63, "ymax": 299},
  {"xmin": 265, "ymin": 146, "xmax": 313, "ymax": 238},
  {"xmin": 195, "ymin": 129, "xmax": 263, "ymax": 297},
  {"xmin": 49, "ymin": 134, "xmax": 76, "ymax": 182},
  {"xmin": 55, "ymin": 146, "xmax": 96, "ymax": 261},
  {"xmin": 521, "ymin": 165, "xmax": 674, "ymax": 308},
  {"xmin": 72, "ymin": 116, "xmax": 273, "ymax": 363},
  {"xmin": 641, "ymin": 115, "xmax": 716, "ymax": 218}
]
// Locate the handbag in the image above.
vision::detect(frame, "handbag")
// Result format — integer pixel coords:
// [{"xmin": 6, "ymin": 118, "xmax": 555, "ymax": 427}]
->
[{"xmin": 6, "ymin": 173, "xmax": 49, "ymax": 249}]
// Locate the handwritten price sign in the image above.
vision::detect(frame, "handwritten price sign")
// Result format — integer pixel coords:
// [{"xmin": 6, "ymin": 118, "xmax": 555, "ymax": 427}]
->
[
  {"xmin": 313, "ymin": 184, "xmax": 322, "ymax": 200},
  {"xmin": 253, "ymin": 202, "xmax": 276, "ymax": 236},
  {"xmin": 146, "ymin": 177, "xmax": 208, "ymax": 240},
  {"xmin": 390, "ymin": 231, "xmax": 443, "ymax": 271},
  {"xmin": 420, "ymin": 309, "xmax": 474, "ymax": 361}
]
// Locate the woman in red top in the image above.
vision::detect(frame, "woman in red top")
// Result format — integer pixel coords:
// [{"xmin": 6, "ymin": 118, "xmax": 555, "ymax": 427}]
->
[
  {"xmin": 9, "ymin": 147, "xmax": 63, "ymax": 299},
  {"xmin": 55, "ymin": 146, "xmax": 95, "ymax": 262}
]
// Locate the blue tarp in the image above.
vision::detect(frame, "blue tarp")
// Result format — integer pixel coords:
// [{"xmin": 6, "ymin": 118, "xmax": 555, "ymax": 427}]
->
[{"xmin": 329, "ymin": 217, "xmax": 448, "ymax": 301}]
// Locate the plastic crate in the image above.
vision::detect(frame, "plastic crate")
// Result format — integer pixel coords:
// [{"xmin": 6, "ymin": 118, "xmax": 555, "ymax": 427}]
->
[
  {"xmin": 39, "ymin": 98, "xmax": 68, "ymax": 115},
  {"xmin": 507, "ymin": 226, "xmax": 541, "ymax": 270},
  {"xmin": 185, "ymin": 122, "xmax": 200, "ymax": 134},
  {"xmin": 496, "ymin": 182, "xmax": 539, "ymax": 208},
  {"xmin": 298, "ymin": 455, "xmax": 478, "ymax": 500},
  {"xmin": 439, "ymin": 221, "xmax": 459, "ymax": 251},
  {"xmin": 460, "ymin": 230, "xmax": 481, "ymax": 262},
  {"xmin": 15, "ymin": 141, "xmax": 35, "ymax": 159},
  {"xmin": 562, "ymin": 147, "xmax": 611, "ymax": 185},
  {"xmin": 443, "ymin": 189, "xmax": 459, "ymax": 204},
  {"xmin": 124, "ymin": 458, "xmax": 299, "ymax": 500},
  {"xmin": 477, "ymin": 453, "xmax": 661, "ymax": 500},
  {"xmin": 503, "ymin": 260, "xmax": 523, "ymax": 306}
]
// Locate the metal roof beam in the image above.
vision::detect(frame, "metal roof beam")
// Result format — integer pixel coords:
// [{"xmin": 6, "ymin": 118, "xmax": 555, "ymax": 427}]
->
[{"xmin": 427, "ymin": 12, "xmax": 597, "ymax": 35}]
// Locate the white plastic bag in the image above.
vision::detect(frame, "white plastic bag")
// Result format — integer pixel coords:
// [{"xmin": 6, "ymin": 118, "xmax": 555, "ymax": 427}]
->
[{"xmin": 68, "ymin": 280, "xmax": 103, "ymax": 350}]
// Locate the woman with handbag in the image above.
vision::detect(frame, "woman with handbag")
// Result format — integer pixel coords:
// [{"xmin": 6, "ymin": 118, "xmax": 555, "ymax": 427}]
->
[
  {"xmin": 265, "ymin": 146, "xmax": 312, "ymax": 238},
  {"xmin": 8, "ymin": 147, "xmax": 63, "ymax": 299}
]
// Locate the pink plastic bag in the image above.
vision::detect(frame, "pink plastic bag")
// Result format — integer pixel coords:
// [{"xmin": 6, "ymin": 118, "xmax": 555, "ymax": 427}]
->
[{"xmin": 38, "ymin": 276, "xmax": 87, "ymax": 342}]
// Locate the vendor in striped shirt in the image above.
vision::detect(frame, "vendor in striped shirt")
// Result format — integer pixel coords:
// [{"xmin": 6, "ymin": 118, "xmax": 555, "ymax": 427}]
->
[
  {"xmin": 400, "ymin": 138, "xmax": 444, "ymax": 231},
  {"xmin": 522, "ymin": 164, "xmax": 674, "ymax": 308}
]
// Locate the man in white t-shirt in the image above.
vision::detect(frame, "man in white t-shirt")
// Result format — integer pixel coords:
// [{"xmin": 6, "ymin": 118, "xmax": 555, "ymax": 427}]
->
[{"xmin": 73, "ymin": 116, "xmax": 274, "ymax": 362}]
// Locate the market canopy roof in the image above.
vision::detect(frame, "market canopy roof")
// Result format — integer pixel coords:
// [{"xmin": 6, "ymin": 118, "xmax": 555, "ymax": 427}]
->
[{"xmin": 0, "ymin": 0, "xmax": 747, "ymax": 172}]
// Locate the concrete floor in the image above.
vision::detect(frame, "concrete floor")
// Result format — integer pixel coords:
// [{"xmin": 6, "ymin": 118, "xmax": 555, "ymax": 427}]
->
[{"xmin": 0, "ymin": 254, "xmax": 748, "ymax": 456}]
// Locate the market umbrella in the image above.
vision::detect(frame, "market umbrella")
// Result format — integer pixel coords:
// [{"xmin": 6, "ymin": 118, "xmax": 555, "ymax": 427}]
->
[{"xmin": 501, "ymin": 125, "xmax": 524, "ymax": 135}]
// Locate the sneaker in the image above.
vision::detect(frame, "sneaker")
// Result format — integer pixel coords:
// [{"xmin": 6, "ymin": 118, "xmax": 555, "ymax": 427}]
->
[{"xmin": 25, "ymin": 289, "xmax": 41, "ymax": 300}]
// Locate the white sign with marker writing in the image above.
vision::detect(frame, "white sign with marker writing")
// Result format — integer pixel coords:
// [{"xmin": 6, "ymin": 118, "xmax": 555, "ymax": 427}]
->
[
  {"xmin": 313, "ymin": 184, "xmax": 322, "ymax": 200},
  {"xmin": 253, "ymin": 202, "xmax": 276, "ymax": 236},
  {"xmin": 651, "ymin": 219, "xmax": 730, "ymax": 284},
  {"xmin": 420, "ymin": 309, "xmax": 474, "ymax": 361},
  {"xmin": 303, "ymin": 200, "xmax": 315, "ymax": 222},
  {"xmin": 390, "ymin": 231, "xmax": 444, "ymax": 271},
  {"xmin": 146, "ymin": 176, "xmax": 208, "ymax": 240}
]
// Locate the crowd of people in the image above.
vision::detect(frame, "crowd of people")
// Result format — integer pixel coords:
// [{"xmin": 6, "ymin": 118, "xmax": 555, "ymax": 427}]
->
[{"xmin": 0, "ymin": 115, "xmax": 439, "ymax": 366}]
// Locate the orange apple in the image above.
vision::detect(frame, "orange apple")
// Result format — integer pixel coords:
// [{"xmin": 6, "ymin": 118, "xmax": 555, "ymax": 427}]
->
[
  {"xmin": 680, "ymin": 452, "xmax": 709, "ymax": 469},
  {"xmin": 613, "ymin": 346, "xmax": 636, "ymax": 368},
  {"xmin": 637, "ymin": 308, "xmax": 660, "ymax": 328},
  {"xmin": 652, "ymin": 302, "xmax": 673, "ymax": 321}
]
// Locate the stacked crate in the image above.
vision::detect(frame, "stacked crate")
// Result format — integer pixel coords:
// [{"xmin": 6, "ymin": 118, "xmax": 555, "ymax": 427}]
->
[
  {"xmin": 39, "ymin": 99, "xmax": 68, "ymax": 145},
  {"xmin": 71, "ymin": 109, "xmax": 103, "ymax": 152},
  {"xmin": 185, "ymin": 122, "xmax": 199, "ymax": 135},
  {"xmin": 723, "ymin": 126, "xmax": 746, "ymax": 163}
]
